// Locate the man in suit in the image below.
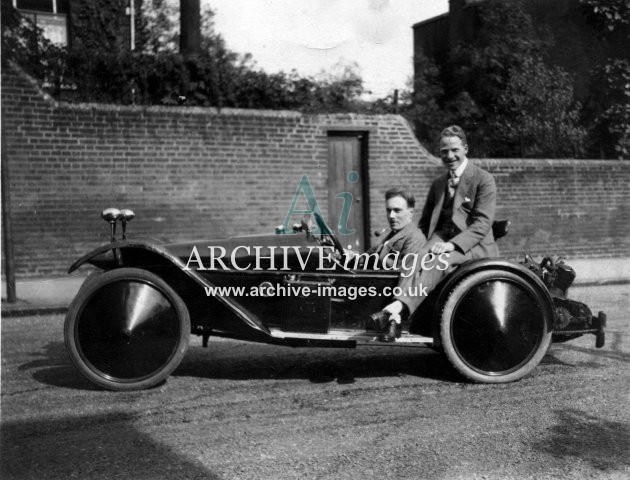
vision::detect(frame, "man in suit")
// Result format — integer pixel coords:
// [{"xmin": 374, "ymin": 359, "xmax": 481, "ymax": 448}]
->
[
  {"xmin": 361, "ymin": 187, "xmax": 426, "ymax": 340},
  {"xmin": 373, "ymin": 125, "xmax": 499, "ymax": 341},
  {"xmin": 366, "ymin": 187, "xmax": 426, "ymax": 268}
]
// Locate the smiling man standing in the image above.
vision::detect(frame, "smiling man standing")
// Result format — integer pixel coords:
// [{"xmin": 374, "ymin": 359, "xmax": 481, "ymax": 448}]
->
[{"xmin": 373, "ymin": 125, "xmax": 499, "ymax": 340}]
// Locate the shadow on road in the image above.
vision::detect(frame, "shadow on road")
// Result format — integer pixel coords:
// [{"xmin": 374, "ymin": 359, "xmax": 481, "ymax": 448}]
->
[
  {"xmin": 25, "ymin": 339, "xmax": 463, "ymax": 390},
  {"xmin": 0, "ymin": 412, "xmax": 220, "ymax": 480},
  {"xmin": 26, "ymin": 334, "xmax": 624, "ymax": 390},
  {"xmin": 174, "ymin": 343, "xmax": 463, "ymax": 384},
  {"xmin": 552, "ymin": 331, "xmax": 629, "ymax": 363},
  {"xmin": 18, "ymin": 341, "xmax": 100, "ymax": 390},
  {"xmin": 533, "ymin": 409, "xmax": 630, "ymax": 472}
]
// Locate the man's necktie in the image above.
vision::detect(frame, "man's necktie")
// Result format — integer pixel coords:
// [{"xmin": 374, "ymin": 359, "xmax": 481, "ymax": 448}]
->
[{"xmin": 448, "ymin": 172, "xmax": 459, "ymax": 198}]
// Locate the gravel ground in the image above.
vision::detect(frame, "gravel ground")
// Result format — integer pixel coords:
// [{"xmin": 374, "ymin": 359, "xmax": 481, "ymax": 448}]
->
[{"xmin": 1, "ymin": 284, "xmax": 629, "ymax": 480}]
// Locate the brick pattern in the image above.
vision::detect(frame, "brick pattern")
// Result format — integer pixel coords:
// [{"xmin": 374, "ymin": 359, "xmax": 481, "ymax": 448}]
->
[
  {"xmin": 478, "ymin": 158, "xmax": 630, "ymax": 260},
  {"xmin": 1, "ymin": 67, "xmax": 433, "ymax": 277},
  {"xmin": 2, "ymin": 66, "xmax": 629, "ymax": 278}
]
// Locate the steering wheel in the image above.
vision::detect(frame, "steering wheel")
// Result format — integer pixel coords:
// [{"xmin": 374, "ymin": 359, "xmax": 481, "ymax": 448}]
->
[
  {"xmin": 311, "ymin": 213, "xmax": 346, "ymax": 263},
  {"xmin": 320, "ymin": 232, "xmax": 345, "ymax": 257}
]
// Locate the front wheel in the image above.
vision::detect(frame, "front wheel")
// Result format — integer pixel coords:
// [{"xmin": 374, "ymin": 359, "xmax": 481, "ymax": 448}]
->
[
  {"xmin": 440, "ymin": 270, "xmax": 552, "ymax": 383},
  {"xmin": 64, "ymin": 268, "xmax": 190, "ymax": 391}
]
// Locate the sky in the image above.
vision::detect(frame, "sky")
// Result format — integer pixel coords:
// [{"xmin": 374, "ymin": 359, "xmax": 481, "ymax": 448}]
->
[{"xmin": 207, "ymin": 0, "xmax": 449, "ymax": 99}]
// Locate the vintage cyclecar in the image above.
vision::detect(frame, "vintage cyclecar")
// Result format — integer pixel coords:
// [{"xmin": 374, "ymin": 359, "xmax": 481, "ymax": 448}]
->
[{"xmin": 64, "ymin": 209, "xmax": 606, "ymax": 390}]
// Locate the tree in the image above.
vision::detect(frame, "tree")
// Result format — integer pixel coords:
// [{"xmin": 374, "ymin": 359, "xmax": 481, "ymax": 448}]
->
[
  {"xmin": 579, "ymin": 0, "xmax": 630, "ymax": 159},
  {"xmin": 139, "ymin": 0, "xmax": 223, "ymax": 55},
  {"xmin": 583, "ymin": 58, "xmax": 630, "ymax": 159},
  {"xmin": 1, "ymin": 0, "xmax": 65, "ymax": 83},
  {"xmin": 2, "ymin": 0, "xmax": 365, "ymax": 112},
  {"xmin": 447, "ymin": 0, "xmax": 550, "ymax": 112},
  {"xmin": 579, "ymin": 0, "xmax": 630, "ymax": 32},
  {"xmin": 404, "ymin": 52, "xmax": 448, "ymax": 148},
  {"xmin": 66, "ymin": 0, "xmax": 137, "ymax": 53},
  {"xmin": 138, "ymin": 0, "xmax": 180, "ymax": 53},
  {"xmin": 408, "ymin": 0, "xmax": 586, "ymax": 157},
  {"xmin": 492, "ymin": 57, "xmax": 585, "ymax": 157}
]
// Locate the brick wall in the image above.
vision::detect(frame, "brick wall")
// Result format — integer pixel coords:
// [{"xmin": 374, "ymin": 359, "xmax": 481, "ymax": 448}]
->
[
  {"xmin": 479, "ymin": 159, "xmax": 630, "ymax": 260},
  {"xmin": 1, "ymin": 66, "xmax": 435, "ymax": 277},
  {"xmin": 2, "ymin": 66, "xmax": 629, "ymax": 278}
]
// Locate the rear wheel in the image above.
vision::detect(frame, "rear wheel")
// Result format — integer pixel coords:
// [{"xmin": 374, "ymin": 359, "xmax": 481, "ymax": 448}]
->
[
  {"xmin": 440, "ymin": 270, "xmax": 552, "ymax": 383},
  {"xmin": 64, "ymin": 268, "xmax": 190, "ymax": 391}
]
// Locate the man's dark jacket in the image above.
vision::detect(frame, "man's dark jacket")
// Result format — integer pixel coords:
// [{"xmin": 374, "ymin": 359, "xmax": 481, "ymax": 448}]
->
[{"xmin": 419, "ymin": 161, "xmax": 499, "ymax": 258}]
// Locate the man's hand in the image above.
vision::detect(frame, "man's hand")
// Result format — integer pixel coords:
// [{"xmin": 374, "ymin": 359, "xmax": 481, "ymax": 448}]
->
[
  {"xmin": 344, "ymin": 248, "xmax": 362, "ymax": 258},
  {"xmin": 430, "ymin": 241, "xmax": 455, "ymax": 255},
  {"xmin": 383, "ymin": 300, "xmax": 404, "ymax": 324}
]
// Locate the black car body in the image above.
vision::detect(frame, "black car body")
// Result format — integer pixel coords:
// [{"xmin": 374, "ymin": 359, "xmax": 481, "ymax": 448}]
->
[{"xmin": 64, "ymin": 211, "xmax": 606, "ymax": 390}]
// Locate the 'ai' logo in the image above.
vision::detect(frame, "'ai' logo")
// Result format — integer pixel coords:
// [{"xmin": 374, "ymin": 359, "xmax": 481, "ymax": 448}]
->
[{"xmin": 279, "ymin": 173, "xmax": 358, "ymax": 235}]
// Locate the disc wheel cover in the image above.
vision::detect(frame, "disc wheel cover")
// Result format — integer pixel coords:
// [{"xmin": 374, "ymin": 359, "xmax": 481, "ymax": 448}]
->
[
  {"xmin": 65, "ymin": 268, "xmax": 190, "ymax": 390},
  {"xmin": 441, "ymin": 270, "xmax": 552, "ymax": 382}
]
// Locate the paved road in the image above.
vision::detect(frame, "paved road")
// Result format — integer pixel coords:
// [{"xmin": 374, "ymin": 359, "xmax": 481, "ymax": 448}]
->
[{"xmin": 2, "ymin": 285, "xmax": 629, "ymax": 480}]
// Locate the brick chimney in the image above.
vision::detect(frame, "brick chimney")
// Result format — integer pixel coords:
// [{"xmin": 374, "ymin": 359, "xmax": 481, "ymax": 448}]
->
[{"xmin": 180, "ymin": 0, "xmax": 201, "ymax": 55}]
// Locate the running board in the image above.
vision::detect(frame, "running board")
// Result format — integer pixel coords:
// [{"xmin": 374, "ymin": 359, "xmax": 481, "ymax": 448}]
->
[{"xmin": 268, "ymin": 328, "xmax": 434, "ymax": 347}]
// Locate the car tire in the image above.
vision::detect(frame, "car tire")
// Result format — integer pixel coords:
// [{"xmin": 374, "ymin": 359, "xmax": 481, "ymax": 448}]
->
[
  {"xmin": 440, "ymin": 269, "xmax": 552, "ymax": 383},
  {"xmin": 76, "ymin": 270, "xmax": 103, "ymax": 294},
  {"xmin": 64, "ymin": 267, "xmax": 190, "ymax": 391}
]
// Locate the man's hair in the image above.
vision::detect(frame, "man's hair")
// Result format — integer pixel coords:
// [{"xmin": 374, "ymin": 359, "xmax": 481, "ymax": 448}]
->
[
  {"xmin": 440, "ymin": 125, "xmax": 467, "ymax": 146},
  {"xmin": 385, "ymin": 187, "xmax": 415, "ymax": 208}
]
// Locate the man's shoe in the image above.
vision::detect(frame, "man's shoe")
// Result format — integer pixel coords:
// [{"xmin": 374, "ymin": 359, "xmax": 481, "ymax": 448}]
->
[
  {"xmin": 367, "ymin": 310, "xmax": 391, "ymax": 332},
  {"xmin": 379, "ymin": 320, "xmax": 402, "ymax": 343}
]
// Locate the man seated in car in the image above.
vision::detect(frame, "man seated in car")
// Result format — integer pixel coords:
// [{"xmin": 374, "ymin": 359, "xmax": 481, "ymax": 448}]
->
[
  {"xmin": 372, "ymin": 125, "xmax": 499, "ymax": 341},
  {"xmin": 358, "ymin": 187, "xmax": 426, "ymax": 339}
]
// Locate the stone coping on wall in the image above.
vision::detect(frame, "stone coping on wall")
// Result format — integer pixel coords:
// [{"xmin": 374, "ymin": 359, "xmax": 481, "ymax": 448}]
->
[{"xmin": 474, "ymin": 158, "xmax": 625, "ymax": 167}]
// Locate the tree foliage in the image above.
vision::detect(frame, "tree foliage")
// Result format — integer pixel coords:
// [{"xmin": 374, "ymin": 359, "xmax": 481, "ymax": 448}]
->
[
  {"xmin": 66, "ymin": 0, "xmax": 134, "ymax": 53},
  {"xmin": 448, "ymin": 0, "xmax": 550, "ymax": 110},
  {"xmin": 3, "ymin": 0, "xmax": 625, "ymax": 158},
  {"xmin": 579, "ymin": 0, "xmax": 630, "ymax": 159},
  {"xmin": 406, "ymin": 0, "xmax": 588, "ymax": 158},
  {"xmin": 582, "ymin": 58, "xmax": 630, "ymax": 159},
  {"xmin": 405, "ymin": 52, "xmax": 446, "ymax": 147},
  {"xmin": 1, "ymin": 0, "xmax": 364, "ymax": 112},
  {"xmin": 491, "ymin": 57, "xmax": 586, "ymax": 158},
  {"xmin": 579, "ymin": 0, "xmax": 630, "ymax": 32},
  {"xmin": 1, "ymin": 0, "xmax": 65, "ymax": 81}
]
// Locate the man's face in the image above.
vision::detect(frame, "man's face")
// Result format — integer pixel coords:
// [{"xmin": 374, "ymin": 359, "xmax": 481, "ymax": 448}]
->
[
  {"xmin": 386, "ymin": 196, "xmax": 413, "ymax": 232},
  {"xmin": 439, "ymin": 135, "xmax": 468, "ymax": 172}
]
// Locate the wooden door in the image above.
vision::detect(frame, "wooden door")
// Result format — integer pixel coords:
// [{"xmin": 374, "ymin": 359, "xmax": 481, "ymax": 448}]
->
[{"xmin": 327, "ymin": 133, "xmax": 368, "ymax": 251}]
